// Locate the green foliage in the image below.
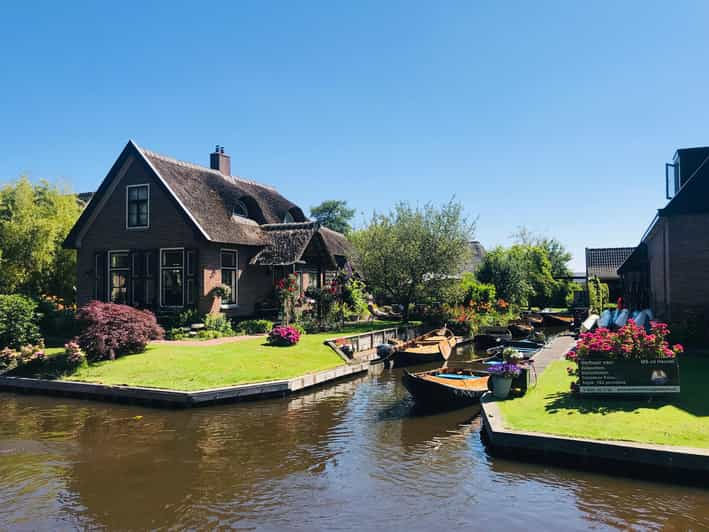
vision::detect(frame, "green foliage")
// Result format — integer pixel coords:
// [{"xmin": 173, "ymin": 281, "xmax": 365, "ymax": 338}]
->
[
  {"xmin": 477, "ymin": 247, "xmax": 533, "ymax": 306},
  {"xmin": 37, "ymin": 295, "xmax": 79, "ymax": 344},
  {"xmin": 204, "ymin": 312, "xmax": 235, "ymax": 335},
  {"xmin": 459, "ymin": 273, "xmax": 496, "ymax": 306},
  {"xmin": 587, "ymin": 275, "xmax": 609, "ymax": 314},
  {"xmin": 0, "ymin": 177, "xmax": 82, "ymax": 301},
  {"xmin": 0, "ymin": 295, "xmax": 41, "ymax": 349},
  {"xmin": 565, "ymin": 283, "xmax": 586, "ymax": 307},
  {"xmin": 350, "ymin": 200, "xmax": 475, "ymax": 319},
  {"xmin": 238, "ymin": 319, "xmax": 274, "ymax": 335},
  {"xmin": 310, "ymin": 200, "xmax": 356, "ymax": 234}
]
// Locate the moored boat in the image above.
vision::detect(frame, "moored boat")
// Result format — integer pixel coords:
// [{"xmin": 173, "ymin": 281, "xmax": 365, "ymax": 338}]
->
[
  {"xmin": 508, "ymin": 321, "xmax": 534, "ymax": 338},
  {"xmin": 473, "ymin": 326, "xmax": 512, "ymax": 350},
  {"xmin": 390, "ymin": 328, "xmax": 457, "ymax": 366},
  {"xmin": 402, "ymin": 367, "xmax": 490, "ymax": 409}
]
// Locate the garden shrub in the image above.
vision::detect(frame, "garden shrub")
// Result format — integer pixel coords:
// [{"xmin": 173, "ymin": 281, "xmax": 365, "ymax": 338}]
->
[
  {"xmin": 76, "ymin": 301, "xmax": 164, "ymax": 361},
  {"xmin": 37, "ymin": 295, "xmax": 80, "ymax": 344},
  {"xmin": 157, "ymin": 308, "xmax": 202, "ymax": 330},
  {"xmin": 238, "ymin": 319, "xmax": 274, "ymax": 335},
  {"xmin": 64, "ymin": 340, "xmax": 87, "ymax": 369},
  {"xmin": 0, "ymin": 342, "xmax": 46, "ymax": 374},
  {"xmin": 0, "ymin": 295, "xmax": 41, "ymax": 349},
  {"xmin": 587, "ymin": 276, "xmax": 609, "ymax": 314},
  {"xmin": 268, "ymin": 325, "xmax": 301, "ymax": 346},
  {"xmin": 204, "ymin": 312, "xmax": 235, "ymax": 335}
]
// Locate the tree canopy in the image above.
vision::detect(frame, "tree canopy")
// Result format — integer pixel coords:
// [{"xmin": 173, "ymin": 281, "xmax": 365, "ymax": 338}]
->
[
  {"xmin": 310, "ymin": 200, "xmax": 356, "ymax": 234},
  {"xmin": 350, "ymin": 200, "xmax": 474, "ymax": 318},
  {"xmin": 0, "ymin": 177, "xmax": 82, "ymax": 301}
]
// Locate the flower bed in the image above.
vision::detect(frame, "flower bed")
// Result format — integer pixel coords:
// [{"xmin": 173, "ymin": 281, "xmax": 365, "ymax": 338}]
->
[
  {"xmin": 268, "ymin": 325, "xmax": 301, "ymax": 346},
  {"xmin": 567, "ymin": 320, "xmax": 683, "ymax": 395}
]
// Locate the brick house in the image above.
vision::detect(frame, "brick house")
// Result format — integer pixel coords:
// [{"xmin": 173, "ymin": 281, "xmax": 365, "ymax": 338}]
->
[
  {"xmin": 618, "ymin": 146, "xmax": 709, "ymax": 321},
  {"xmin": 63, "ymin": 141, "xmax": 353, "ymax": 316},
  {"xmin": 585, "ymin": 247, "xmax": 635, "ymax": 301}
]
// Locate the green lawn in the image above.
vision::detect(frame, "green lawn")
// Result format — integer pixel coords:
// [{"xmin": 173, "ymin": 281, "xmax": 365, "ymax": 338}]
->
[
  {"xmin": 60, "ymin": 321, "xmax": 409, "ymax": 391},
  {"xmin": 496, "ymin": 356, "xmax": 709, "ymax": 449}
]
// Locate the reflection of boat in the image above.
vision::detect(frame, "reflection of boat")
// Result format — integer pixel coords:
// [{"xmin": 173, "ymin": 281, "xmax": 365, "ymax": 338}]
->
[
  {"xmin": 402, "ymin": 367, "xmax": 490, "ymax": 409},
  {"xmin": 474, "ymin": 327, "xmax": 512, "ymax": 350},
  {"xmin": 391, "ymin": 328, "xmax": 457, "ymax": 366}
]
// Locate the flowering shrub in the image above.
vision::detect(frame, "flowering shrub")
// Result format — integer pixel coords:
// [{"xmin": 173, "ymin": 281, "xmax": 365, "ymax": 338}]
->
[
  {"xmin": 268, "ymin": 325, "xmax": 301, "ymax": 346},
  {"xmin": 64, "ymin": 341, "xmax": 87, "ymax": 368},
  {"xmin": 571, "ymin": 320, "xmax": 683, "ymax": 361},
  {"xmin": 77, "ymin": 301, "xmax": 164, "ymax": 361},
  {"xmin": 488, "ymin": 363, "xmax": 522, "ymax": 379},
  {"xmin": 38, "ymin": 294, "xmax": 80, "ymax": 343},
  {"xmin": 238, "ymin": 319, "xmax": 274, "ymax": 335},
  {"xmin": 0, "ymin": 342, "xmax": 46, "ymax": 373}
]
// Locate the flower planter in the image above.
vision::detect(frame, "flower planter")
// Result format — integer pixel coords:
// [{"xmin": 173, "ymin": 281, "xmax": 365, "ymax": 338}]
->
[
  {"xmin": 578, "ymin": 358, "xmax": 680, "ymax": 395},
  {"xmin": 491, "ymin": 375, "xmax": 513, "ymax": 399}
]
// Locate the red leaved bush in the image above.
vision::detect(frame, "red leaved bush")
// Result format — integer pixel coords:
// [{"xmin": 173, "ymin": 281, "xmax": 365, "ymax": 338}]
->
[{"xmin": 76, "ymin": 301, "xmax": 164, "ymax": 361}]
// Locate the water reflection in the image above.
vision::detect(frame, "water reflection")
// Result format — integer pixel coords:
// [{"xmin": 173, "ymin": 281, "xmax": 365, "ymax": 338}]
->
[{"xmin": 1, "ymin": 363, "xmax": 708, "ymax": 530}]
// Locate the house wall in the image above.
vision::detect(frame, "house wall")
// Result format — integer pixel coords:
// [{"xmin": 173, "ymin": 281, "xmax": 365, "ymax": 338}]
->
[
  {"xmin": 75, "ymin": 156, "xmax": 273, "ymax": 316},
  {"xmin": 645, "ymin": 218, "xmax": 668, "ymax": 318},
  {"xmin": 667, "ymin": 213, "xmax": 709, "ymax": 319}
]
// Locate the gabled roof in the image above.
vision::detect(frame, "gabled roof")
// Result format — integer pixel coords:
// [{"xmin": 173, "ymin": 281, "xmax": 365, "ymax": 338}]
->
[
  {"xmin": 63, "ymin": 141, "xmax": 354, "ymax": 268},
  {"xmin": 585, "ymin": 247, "xmax": 635, "ymax": 280},
  {"xmin": 659, "ymin": 152, "xmax": 709, "ymax": 217},
  {"xmin": 64, "ymin": 141, "xmax": 306, "ymax": 248}
]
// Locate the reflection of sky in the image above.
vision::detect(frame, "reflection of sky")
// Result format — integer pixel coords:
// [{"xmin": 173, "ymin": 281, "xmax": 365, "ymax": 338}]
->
[{"xmin": 1, "ymin": 373, "xmax": 708, "ymax": 530}]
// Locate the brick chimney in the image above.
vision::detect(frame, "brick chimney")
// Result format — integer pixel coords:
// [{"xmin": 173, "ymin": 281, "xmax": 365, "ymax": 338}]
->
[{"xmin": 210, "ymin": 145, "xmax": 231, "ymax": 175}]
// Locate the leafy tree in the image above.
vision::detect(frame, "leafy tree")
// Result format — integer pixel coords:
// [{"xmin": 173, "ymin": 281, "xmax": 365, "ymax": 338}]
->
[
  {"xmin": 350, "ymin": 200, "xmax": 474, "ymax": 320},
  {"xmin": 0, "ymin": 177, "xmax": 82, "ymax": 301},
  {"xmin": 310, "ymin": 200, "xmax": 356, "ymax": 234},
  {"xmin": 477, "ymin": 246, "xmax": 533, "ymax": 306}
]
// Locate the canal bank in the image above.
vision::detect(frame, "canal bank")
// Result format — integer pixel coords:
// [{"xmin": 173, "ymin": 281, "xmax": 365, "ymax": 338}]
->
[{"xmin": 481, "ymin": 336, "xmax": 709, "ymax": 479}]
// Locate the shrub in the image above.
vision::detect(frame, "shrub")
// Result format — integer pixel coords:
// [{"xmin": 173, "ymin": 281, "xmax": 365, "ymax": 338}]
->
[
  {"xmin": 204, "ymin": 313, "xmax": 235, "ymax": 335},
  {"xmin": 197, "ymin": 330, "xmax": 223, "ymax": 340},
  {"xmin": 64, "ymin": 340, "xmax": 87, "ymax": 369},
  {"xmin": 76, "ymin": 301, "xmax": 164, "ymax": 361},
  {"xmin": 157, "ymin": 308, "xmax": 202, "ymax": 330},
  {"xmin": 166, "ymin": 327, "xmax": 189, "ymax": 341},
  {"xmin": 238, "ymin": 319, "xmax": 274, "ymax": 335},
  {"xmin": 0, "ymin": 295, "xmax": 41, "ymax": 349},
  {"xmin": 268, "ymin": 325, "xmax": 301, "ymax": 346},
  {"xmin": 37, "ymin": 294, "xmax": 79, "ymax": 343},
  {"xmin": 290, "ymin": 323, "xmax": 306, "ymax": 336}
]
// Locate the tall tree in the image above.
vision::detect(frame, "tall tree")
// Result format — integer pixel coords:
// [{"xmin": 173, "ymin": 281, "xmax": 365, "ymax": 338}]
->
[
  {"xmin": 350, "ymin": 200, "xmax": 474, "ymax": 319},
  {"xmin": 310, "ymin": 200, "xmax": 355, "ymax": 234},
  {"xmin": 0, "ymin": 177, "xmax": 82, "ymax": 301},
  {"xmin": 476, "ymin": 246, "xmax": 533, "ymax": 306}
]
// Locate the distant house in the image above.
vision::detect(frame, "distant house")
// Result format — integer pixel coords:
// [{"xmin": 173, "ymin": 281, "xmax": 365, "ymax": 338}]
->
[
  {"xmin": 461, "ymin": 240, "xmax": 486, "ymax": 274},
  {"xmin": 619, "ymin": 146, "xmax": 709, "ymax": 321},
  {"xmin": 585, "ymin": 247, "xmax": 635, "ymax": 301},
  {"xmin": 63, "ymin": 141, "xmax": 353, "ymax": 316}
]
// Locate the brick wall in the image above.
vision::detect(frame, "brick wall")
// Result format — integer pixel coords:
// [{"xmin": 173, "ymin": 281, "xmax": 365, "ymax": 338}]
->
[{"xmin": 667, "ymin": 213, "xmax": 709, "ymax": 319}]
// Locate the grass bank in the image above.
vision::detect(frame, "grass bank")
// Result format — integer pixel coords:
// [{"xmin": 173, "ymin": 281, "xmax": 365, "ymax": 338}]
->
[
  {"xmin": 496, "ymin": 356, "xmax": 709, "ymax": 449},
  {"xmin": 58, "ymin": 321, "xmax": 410, "ymax": 391}
]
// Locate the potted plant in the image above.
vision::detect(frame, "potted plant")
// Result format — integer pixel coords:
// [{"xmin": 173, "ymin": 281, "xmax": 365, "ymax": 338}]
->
[{"xmin": 488, "ymin": 363, "xmax": 522, "ymax": 399}]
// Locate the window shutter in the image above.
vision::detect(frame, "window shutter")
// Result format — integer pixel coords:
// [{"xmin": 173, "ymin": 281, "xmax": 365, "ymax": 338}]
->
[
  {"xmin": 95, "ymin": 251, "xmax": 107, "ymax": 301},
  {"xmin": 186, "ymin": 249, "xmax": 199, "ymax": 307},
  {"xmin": 147, "ymin": 249, "xmax": 159, "ymax": 308},
  {"xmin": 130, "ymin": 250, "xmax": 144, "ymax": 307}
]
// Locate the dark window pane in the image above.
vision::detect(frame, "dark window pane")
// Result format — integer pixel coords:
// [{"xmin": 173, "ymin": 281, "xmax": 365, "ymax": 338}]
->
[
  {"xmin": 162, "ymin": 250, "xmax": 183, "ymax": 268},
  {"xmin": 137, "ymin": 186, "xmax": 148, "ymax": 200},
  {"xmin": 162, "ymin": 270, "xmax": 183, "ymax": 306},
  {"xmin": 221, "ymin": 251, "xmax": 236, "ymax": 268},
  {"xmin": 110, "ymin": 253, "xmax": 129, "ymax": 269},
  {"xmin": 110, "ymin": 272, "xmax": 128, "ymax": 304}
]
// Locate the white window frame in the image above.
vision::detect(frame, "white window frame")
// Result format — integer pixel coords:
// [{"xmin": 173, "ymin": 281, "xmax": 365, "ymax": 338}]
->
[
  {"xmin": 107, "ymin": 250, "xmax": 130, "ymax": 303},
  {"xmin": 126, "ymin": 183, "xmax": 150, "ymax": 229},
  {"xmin": 159, "ymin": 248, "xmax": 185, "ymax": 308},
  {"xmin": 220, "ymin": 248, "xmax": 239, "ymax": 309}
]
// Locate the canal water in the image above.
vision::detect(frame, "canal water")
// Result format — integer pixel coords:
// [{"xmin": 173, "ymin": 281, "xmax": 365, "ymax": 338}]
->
[{"xmin": 1, "ymin": 356, "xmax": 708, "ymax": 530}]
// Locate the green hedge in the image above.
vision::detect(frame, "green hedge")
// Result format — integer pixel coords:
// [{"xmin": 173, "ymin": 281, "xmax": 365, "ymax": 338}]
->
[{"xmin": 0, "ymin": 295, "xmax": 41, "ymax": 349}]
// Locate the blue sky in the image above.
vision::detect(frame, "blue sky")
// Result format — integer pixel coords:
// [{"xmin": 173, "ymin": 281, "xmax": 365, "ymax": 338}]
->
[{"xmin": 2, "ymin": 1, "xmax": 709, "ymax": 271}]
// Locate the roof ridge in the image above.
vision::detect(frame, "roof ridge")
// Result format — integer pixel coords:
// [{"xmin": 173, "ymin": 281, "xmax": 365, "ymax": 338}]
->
[
  {"xmin": 261, "ymin": 221, "xmax": 319, "ymax": 230},
  {"xmin": 135, "ymin": 143, "xmax": 278, "ymax": 191}
]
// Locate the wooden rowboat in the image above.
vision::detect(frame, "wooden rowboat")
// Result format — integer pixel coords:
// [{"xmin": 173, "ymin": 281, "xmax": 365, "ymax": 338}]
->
[
  {"xmin": 508, "ymin": 321, "xmax": 534, "ymax": 338},
  {"xmin": 391, "ymin": 328, "xmax": 457, "ymax": 366},
  {"xmin": 473, "ymin": 326, "xmax": 512, "ymax": 350},
  {"xmin": 402, "ymin": 367, "xmax": 490, "ymax": 409},
  {"xmin": 541, "ymin": 313, "xmax": 574, "ymax": 327}
]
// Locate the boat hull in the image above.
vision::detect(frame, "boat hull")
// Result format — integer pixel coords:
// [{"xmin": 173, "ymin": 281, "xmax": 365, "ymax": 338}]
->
[{"xmin": 402, "ymin": 371, "xmax": 488, "ymax": 409}]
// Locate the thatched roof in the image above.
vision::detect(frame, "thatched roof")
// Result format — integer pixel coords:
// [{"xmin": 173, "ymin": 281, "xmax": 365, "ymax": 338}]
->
[{"xmin": 64, "ymin": 141, "xmax": 353, "ymax": 266}]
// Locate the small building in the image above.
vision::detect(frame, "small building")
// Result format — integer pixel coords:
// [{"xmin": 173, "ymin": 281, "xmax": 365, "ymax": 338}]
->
[
  {"xmin": 585, "ymin": 247, "xmax": 635, "ymax": 301},
  {"xmin": 63, "ymin": 141, "xmax": 353, "ymax": 316},
  {"xmin": 461, "ymin": 240, "xmax": 486, "ymax": 274},
  {"xmin": 619, "ymin": 146, "xmax": 709, "ymax": 321}
]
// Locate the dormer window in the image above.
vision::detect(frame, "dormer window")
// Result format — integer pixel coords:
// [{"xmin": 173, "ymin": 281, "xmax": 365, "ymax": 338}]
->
[
  {"xmin": 126, "ymin": 184, "xmax": 149, "ymax": 229},
  {"xmin": 232, "ymin": 199, "xmax": 249, "ymax": 219},
  {"xmin": 283, "ymin": 210, "xmax": 295, "ymax": 223}
]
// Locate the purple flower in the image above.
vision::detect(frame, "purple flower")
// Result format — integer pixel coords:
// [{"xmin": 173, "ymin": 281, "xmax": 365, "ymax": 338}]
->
[{"xmin": 488, "ymin": 363, "xmax": 522, "ymax": 378}]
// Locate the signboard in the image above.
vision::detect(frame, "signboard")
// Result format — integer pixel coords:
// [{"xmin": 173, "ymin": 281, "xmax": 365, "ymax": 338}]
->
[{"xmin": 578, "ymin": 358, "xmax": 680, "ymax": 395}]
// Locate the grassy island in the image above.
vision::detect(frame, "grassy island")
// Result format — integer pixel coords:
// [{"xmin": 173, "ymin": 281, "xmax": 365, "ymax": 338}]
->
[
  {"xmin": 496, "ymin": 356, "xmax": 709, "ymax": 449},
  {"xmin": 55, "ymin": 321, "xmax": 406, "ymax": 391}
]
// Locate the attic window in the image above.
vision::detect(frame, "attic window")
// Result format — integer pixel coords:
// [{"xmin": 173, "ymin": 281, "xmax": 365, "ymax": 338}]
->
[
  {"xmin": 283, "ymin": 210, "xmax": 295, "ymax": 223},
  {"xmin": 232, "ymin": 200, "xmax": 249, "ymax": 219}
]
